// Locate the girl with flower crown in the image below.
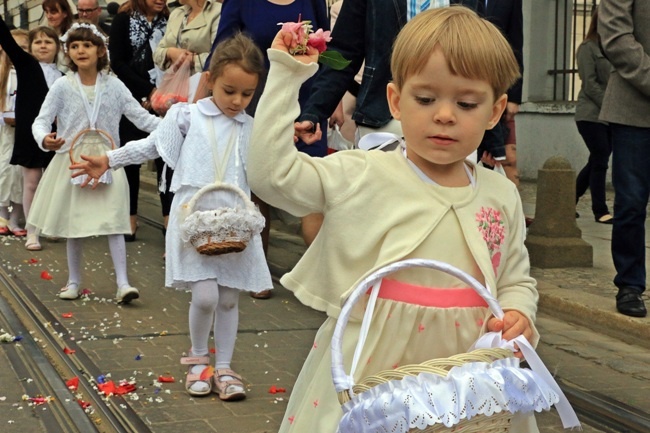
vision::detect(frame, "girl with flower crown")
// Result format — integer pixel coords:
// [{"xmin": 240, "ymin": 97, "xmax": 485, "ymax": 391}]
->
[{"xmin": 30, "ymin": 22, "xmax": 160, "ymax": 304}]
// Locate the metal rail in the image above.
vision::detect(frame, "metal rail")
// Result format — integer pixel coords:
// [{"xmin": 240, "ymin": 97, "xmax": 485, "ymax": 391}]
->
[{"xmin": 0, "ymin": 267, "xmax": 152, "ymax": 433}]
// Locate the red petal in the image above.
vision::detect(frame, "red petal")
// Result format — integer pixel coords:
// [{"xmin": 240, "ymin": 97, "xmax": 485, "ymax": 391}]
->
[
  {"xmin": 66, "ymin": 377, "xmax": 79, "ymax": 391},
  {"xmin": 62, "ymin": 313, "xmax": 73, "ymax": 318},
  {"xmin": 40, "ymin": 270, "xmax": 53, "ymax": 280},
  {"xmin": 63, "ymin": 347, "xmax": 76, "ymax": 354},
  {"xmin": 158, "ymin": 375, "xmax": 175, "ymax": 383},
  {"xmin": 268, "ymin": 385, "xmax": 277, "ymax": 394},
  {"xmin": 98, "ymin": 381, "xmax": 116, "ymax": 395},
  {"xmin": 29, "ymin": 258, "xmax": 39, "ymax": 264},
  {"xmin": 199, "ymin": 366, "xmax": 214, "ymax": 381}
]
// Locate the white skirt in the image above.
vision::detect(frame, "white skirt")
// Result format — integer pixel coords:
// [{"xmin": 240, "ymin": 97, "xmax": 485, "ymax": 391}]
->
[{"xmin": 27, "ymin": 151, "xmax": 130, "ymax": 238}]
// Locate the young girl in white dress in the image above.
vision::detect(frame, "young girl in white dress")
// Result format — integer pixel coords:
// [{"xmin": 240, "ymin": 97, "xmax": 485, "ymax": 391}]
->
[
  {"xmin": 71, "ymin": 33, "xmax": 273, "ymax": 401},
  {"xmin": 30, "ymin": 22, "xmax": 160, "ymax": 303},
  {"xmin": 0, "ymin": 30, "xmax": 28, "ymax": 237}
]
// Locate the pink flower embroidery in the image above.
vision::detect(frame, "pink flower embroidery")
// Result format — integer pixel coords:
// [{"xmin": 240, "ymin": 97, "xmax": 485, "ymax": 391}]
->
[{"xmin": 476, "ymin": 207, "xmax": 506, "ymax": 276}]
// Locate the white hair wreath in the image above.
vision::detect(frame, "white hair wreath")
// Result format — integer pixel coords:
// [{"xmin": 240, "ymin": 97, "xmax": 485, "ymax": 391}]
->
[{"xmin": 59, "ymin": 22, "xmax": 108, "ymax": 54}]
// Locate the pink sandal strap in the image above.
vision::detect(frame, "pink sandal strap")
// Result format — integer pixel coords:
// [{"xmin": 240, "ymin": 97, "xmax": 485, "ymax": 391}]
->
[{"xmin": 180, "ymin": 356, "xmax": 210, "ymax": 365}]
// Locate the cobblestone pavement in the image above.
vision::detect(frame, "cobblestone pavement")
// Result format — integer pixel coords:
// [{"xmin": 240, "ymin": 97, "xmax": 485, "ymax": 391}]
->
[{"xmin": 0, "ymin": 173, "xmax": 647, "ymax": 433}]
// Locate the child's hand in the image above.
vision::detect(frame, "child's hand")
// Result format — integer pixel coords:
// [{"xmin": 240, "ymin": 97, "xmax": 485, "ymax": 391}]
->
[
  {"xmin": 43, "ymin": 132, "xmax": 65, "ymax": 151},
  {"xmin": 294, "ymin": 120, "xmax": 322, "ymax": 144},
  {"xmin": 270, "ymin": 30, "xmax": 319, "ymax": 65},
  {"xmin": 69, "ymin": 154, "xmax": 110, "ymax": 189},
  {"xmin": 487, "ymin": 310, "xmax": 533, "ymax": 359}
]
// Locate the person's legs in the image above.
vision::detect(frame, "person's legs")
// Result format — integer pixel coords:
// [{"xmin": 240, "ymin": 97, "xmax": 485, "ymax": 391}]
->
[
  {"xmin": 577, "ymin": 121, "xmax": 612, "ymax": 219},
  {"xmin": 610, "ymin": 123, "xmax": 650, "ymax": 316},
  {"xmin": 107, "ymin": 234, "xmax": 139, "ymax": 303},
  {"xmin": 187, "ymin": 279, "xmax": 220, "ymax": 395},
  {"xmin": 154, "ymin": 158, "xmax": 174, "ymax": 234},
  {"xmin": 213, "ymin": 285, "xmax": 245, "ymax": 400},
  {"xmin": 123, "ymin": 164, "xmax": 141, "ymax": 239},
  {"xmin": 22, "ymin": 167, "xmax": 43, "ymax": 246},
  {"xmin": 59, "ymin": 238, "xmax": 83, "ymax": 299}
]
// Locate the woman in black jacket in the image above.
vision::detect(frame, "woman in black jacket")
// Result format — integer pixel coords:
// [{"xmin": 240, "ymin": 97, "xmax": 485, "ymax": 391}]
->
[{"xmin": 109, "ymin": 0, "xmax": 169, "ymax": 241}]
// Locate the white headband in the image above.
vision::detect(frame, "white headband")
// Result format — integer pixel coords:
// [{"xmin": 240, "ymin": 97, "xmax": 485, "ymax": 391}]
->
[{"xmin": 59, "ymin": 22, "xmax": 108, "ymax": 53}]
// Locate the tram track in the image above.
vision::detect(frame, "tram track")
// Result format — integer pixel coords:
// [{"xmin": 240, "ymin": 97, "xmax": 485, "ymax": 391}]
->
[{"xmin": 0, "ymin": 267, "xmax": 152, "ymax": 433}]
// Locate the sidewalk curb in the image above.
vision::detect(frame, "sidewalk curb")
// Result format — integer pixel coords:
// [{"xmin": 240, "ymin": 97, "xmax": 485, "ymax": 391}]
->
[{"xmin": 537, "ymin": 281, "xmax": 650, "ymax": 350}]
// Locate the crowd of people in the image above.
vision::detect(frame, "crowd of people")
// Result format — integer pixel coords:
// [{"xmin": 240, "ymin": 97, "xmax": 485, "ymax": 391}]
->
[{"xmin": 0, "ymin": 0, "xmax": 646, "ymax": 431}]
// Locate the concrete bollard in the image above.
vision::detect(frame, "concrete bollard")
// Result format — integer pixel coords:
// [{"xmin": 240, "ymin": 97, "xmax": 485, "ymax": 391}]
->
[{"xmin": 525, "ymin": 156, "xmax": 593, "ymax": 268}]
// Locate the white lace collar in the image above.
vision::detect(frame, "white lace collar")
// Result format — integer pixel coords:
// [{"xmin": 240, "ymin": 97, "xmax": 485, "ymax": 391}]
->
[{"xmin": 196, "ymin": 97, "xmax": 248, "ymax": 123}]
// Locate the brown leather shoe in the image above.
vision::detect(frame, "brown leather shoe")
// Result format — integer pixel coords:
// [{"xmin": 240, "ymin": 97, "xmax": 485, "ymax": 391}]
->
[{"xmin": 250, "ymin": 290, "xmax": 272, "ymax": 299}]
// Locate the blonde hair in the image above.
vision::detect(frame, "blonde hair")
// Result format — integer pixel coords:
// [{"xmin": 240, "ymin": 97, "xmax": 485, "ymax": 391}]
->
[
  {"xmin": 0, "ymin": 29, "xmax": 28, "ymax": 111},
  {"xmin": 391, "ymin": 6, "xmax": 520, "ymax": 99}
]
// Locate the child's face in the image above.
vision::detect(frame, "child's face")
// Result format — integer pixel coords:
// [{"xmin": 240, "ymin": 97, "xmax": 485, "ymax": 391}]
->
[
  {"xmin": 68, "ymin": 40, "xmax": 103, "ymax": 72},
  {"xmin": 44, "ymin": 7, "xmax": 66, "ymax": 30},
  {"xmin": 209, "ymin": 64, "xmax": 258, "ymax": 118},
  {"xmin": 31, "ymin": 33, "xmax": 57, "ymax": 63},
  {"xmin": 387, "ymin": 48, "xmax": 506, "ymax": 182}
]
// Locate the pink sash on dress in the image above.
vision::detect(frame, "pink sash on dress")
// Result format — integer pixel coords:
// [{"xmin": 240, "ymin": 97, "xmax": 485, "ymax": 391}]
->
[{"xmin": 367, "ymin": 279, "xmax": 489, "ymax": 308}]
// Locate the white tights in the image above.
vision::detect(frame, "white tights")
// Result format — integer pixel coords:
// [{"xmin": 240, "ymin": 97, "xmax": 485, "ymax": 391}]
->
[
  {"xmin": 66, "ymin": 235, "xmax": 130, "ymax": 289},
  {"xmin": 188, "ymin": 280, "xmax": 240, "ymax": 369},
  {"xmin": 22, "ymin": 167, "xmax": 43, "ymax": 237}
]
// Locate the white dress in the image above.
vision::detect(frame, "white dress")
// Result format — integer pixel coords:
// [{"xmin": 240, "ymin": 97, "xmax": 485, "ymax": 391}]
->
[
  {"xmin": 28, "ymin": 73, "xmax": 160, "ymax": 238},
  {"xmin": 108, "ymin": 98, "xmax": 273, "ymax": 292},
  {"xmin": 0, "ymin": 69, "xmax": 21, "ymax": 206}
]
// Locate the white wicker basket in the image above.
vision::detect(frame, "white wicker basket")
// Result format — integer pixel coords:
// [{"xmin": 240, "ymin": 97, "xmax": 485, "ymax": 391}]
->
[
  {"xmin": 180, "ymin": 182, "xmax": 264, "ymax": 256},
  {"xmin": 331, "ymin": 258, "xmax": 579, "ymax": 433}
]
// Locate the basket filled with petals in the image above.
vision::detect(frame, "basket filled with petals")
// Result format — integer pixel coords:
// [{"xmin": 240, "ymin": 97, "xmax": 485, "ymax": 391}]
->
[{"xmin": 180, "ymin": 182, "xmax": 265, "ymax": 256}]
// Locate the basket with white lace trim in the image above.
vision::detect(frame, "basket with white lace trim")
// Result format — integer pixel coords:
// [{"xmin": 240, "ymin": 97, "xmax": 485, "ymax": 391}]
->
[
  {"xmin": 180, "ymin": 182, "xmax": 265, "ymax": 256},
  {"xmin": 69, "ymin": 128, "xmax": 115, "ymax": 186},
  {"xmin": 331, "ymin": 258, "xmax": 581, "ymax": 433}
]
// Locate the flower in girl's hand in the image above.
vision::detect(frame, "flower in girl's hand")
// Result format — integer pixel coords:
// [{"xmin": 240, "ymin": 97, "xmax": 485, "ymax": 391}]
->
[{"xmin": 278, "ymin": 20, "xmax": 351, "ymax": 70}]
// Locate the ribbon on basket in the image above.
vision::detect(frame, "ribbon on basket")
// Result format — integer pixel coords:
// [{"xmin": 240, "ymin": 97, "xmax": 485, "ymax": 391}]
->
[
  {"xmin": 471, "ymin": 332, "xmax": 582, "ymax": 429},
  {"xmin": 70, "ymin": 72, "xmax": 112, "ymax": 186}
]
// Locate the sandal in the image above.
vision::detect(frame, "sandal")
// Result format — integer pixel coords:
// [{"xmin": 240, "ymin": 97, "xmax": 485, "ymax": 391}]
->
[
  {"xmin": 25, "ymin": 234, "xmax": 42, "ymax": 251},
  {"xmin": 181, "ymin": 356, "xmax": 212, "ymax": 397},
  {"xmin": 213, "ymin": 368, "xmax": 246, "ymax": 401},
  {"xmin": 8, "ymin": 227, "xmax": 27, "ymax": 237},
  {"xmin": 250, "ymin": 289, "xmax": 272, "ymax": 299}
]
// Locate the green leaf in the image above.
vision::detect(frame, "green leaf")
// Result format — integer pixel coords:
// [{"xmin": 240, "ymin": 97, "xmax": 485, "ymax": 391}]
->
[{"xmin": 318, "ymin": 50, "xmax": 351, "ymax": 70}]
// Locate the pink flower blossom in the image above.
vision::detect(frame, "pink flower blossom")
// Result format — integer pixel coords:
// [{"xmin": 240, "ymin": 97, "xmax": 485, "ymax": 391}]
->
[
  {"xmin": 476, "ymin": 207, "xmax": 506, "ymax": 276},
  {"xmin": 308, "ymin": 29, "xmax": 332, "ymax": 53}
]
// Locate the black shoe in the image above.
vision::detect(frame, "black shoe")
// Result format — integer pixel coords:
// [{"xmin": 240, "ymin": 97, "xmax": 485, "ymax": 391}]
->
[
  {"xmin": 124, "ymin": 228, "xmax": 137, "ymax": 242},
  {"xmin": 616, "ymin": 288, "xmax": 647, "ymax": 317}
]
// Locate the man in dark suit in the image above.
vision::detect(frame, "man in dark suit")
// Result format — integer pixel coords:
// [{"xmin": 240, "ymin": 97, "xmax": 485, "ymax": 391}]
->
[
  {"xmin": 476, "ymin": 0, "xmax": 523, "ymax": 186},
  {"xmin": 599, "ymin": 0, "xmax": 650, "ymax": 318}
]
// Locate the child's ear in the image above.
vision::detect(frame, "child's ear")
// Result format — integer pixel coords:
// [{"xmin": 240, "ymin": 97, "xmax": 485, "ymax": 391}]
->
[
  {"xmin": 487, "ymin": 94, "xmax": 508, "ymax": 130},
  {"xmin": 98, "ymin": 46, "xmax": 107, "ymax": 59},
  {"xmin": 387, "ymin": 82, "xmax": 402, "ymax": 121}
]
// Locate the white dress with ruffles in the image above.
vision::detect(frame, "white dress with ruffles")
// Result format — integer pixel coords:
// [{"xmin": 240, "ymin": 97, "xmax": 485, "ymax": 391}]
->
[
  {"xmin": 108, "ymin": 98, "xmax": 272, "ymax": 292},
  {"xmin": 0, "ymin": 69, "xmax": 21, "ymax": 206}
]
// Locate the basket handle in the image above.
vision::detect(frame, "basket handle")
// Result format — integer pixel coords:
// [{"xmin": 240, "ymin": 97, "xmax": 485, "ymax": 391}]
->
[
  {"xmin": 185, "ymin": 181, "xmax": 255, "ymax": 214},
  {"xmin": 331, "ymin": 258, "xmax": 504, "ymax": 396},
  {"xmin": 68, "ymin": 128, "xmax": 116, "ymax": 164}
]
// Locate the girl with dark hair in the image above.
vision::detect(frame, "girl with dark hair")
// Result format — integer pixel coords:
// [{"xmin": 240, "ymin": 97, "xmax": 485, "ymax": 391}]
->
[
  {"xmin": 30, "ymin": 23, "xmax": 160, "ymax": 302},
  {"xmin": 42, "ymin": 0, "xmax": 74, "ymax": 35}
]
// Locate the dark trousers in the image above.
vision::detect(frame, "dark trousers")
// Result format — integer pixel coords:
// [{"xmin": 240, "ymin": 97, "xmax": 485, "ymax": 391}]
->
[
  {"xmin": 610, "ymin": 123, "xmax": 650, "ymax": 295},
  {"xmin": 124, "ymin": 164, "xmax": 141, "ymax": 216},
  {"xmin": 154, "ymin": 157, "xmax": 174, "ymax": 217},
  {"xmin": 575, "ymin": 121, "xmax": 612, "ymax": 219}
]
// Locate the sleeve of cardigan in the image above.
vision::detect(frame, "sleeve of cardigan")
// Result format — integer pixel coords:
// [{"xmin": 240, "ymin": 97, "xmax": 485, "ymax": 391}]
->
[
  {"xmin": 577, "ymin": 43, "xmax": 606, "ymax": 109},
  {"xmin": 249, "ymin": 49, "xmax": 367, "ymax": 216},
  {"xmin": 108, "ymin": 135, "xmax": 160, "ymax": 169},
  {"xmin": 32, "ymin": 79, "xmax": 65, "ymax": 150},
  {"xmin": 0, "ymin": 16, "xmax": 34, "ymax": 77},
  {"xmin": 495, "ymin": 181, "xmax": 540, "ymax": 347},
  {"xmin": 109, "ymin": 12, "xmax": 155, "ymax": 100}
]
